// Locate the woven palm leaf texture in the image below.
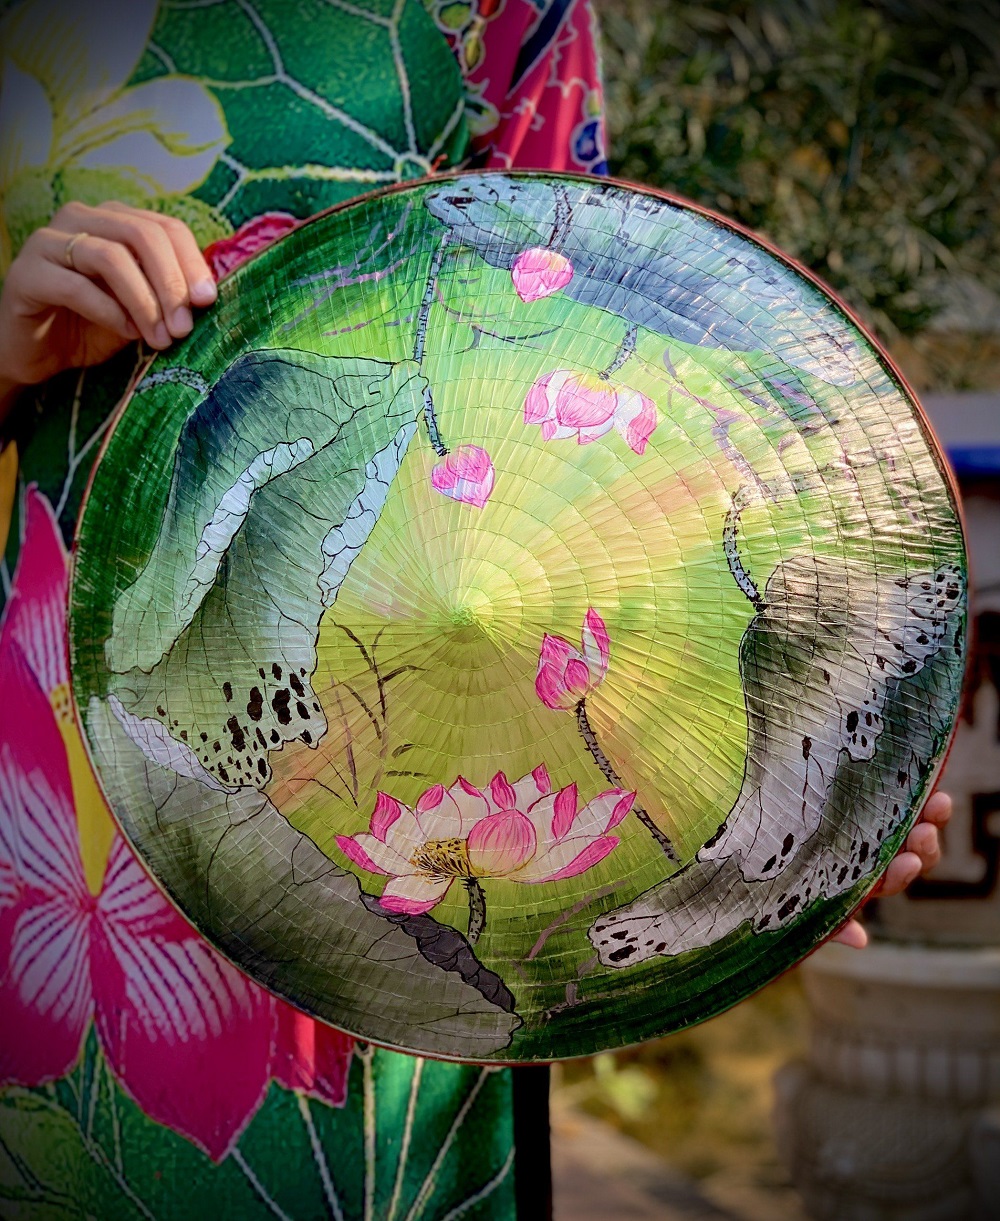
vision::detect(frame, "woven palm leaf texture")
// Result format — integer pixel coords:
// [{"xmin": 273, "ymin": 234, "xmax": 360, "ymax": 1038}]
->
[{"xmin": 69, "ymin": 172, "xmax": 968, "ymax": 1062}]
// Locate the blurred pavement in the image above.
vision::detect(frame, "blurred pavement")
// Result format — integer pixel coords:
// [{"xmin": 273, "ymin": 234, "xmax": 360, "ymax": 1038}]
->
[
  {"xmin": 551, "ymin": 1102, "xmax": 808, "ymax": 1221},
  {"xmin": 552, "ymin": 1103, "xmax": 733, "ymax": 1220}
]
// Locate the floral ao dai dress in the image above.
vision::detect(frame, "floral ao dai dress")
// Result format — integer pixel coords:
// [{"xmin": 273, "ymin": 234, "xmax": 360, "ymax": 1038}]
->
[{"xmin": 0, "ymin": 1, "xmax": 606, "ymax": 1215}]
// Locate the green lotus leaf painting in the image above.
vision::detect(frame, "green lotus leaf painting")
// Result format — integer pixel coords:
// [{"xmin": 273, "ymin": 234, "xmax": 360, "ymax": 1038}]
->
[{"xmin": 69, "ymin": 171, "xmax": 968, "ymax": 1062}]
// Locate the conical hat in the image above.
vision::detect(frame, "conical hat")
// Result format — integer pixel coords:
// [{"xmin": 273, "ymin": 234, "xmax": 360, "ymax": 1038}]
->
[{"xmin": 70, "ymin": 172, "xmax": 967, "ymax": 1062}]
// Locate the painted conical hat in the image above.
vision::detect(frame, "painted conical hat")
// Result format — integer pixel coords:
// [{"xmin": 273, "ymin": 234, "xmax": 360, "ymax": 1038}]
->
[{"xmin": 70, "ymin": 172, "xmax": 967, "ymax": 1062}]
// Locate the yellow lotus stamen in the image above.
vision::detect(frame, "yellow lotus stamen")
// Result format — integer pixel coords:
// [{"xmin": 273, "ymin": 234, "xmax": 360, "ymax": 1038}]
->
[{"xmin": 411, "ymin": 837, "xmax": 472, "ymax": 878}]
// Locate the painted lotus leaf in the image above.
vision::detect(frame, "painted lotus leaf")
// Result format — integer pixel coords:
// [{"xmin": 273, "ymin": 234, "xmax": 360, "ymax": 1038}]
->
[
  {"xmin": 86, "ymin": 696, "xmax": 520, "ymax": 1056},
  {"xmin": 107, "ymin": 351, "xmax": 423, "ymax": 790},
  {"xmin": 425, "ymin": 175, "xmax": 860, "ymax": 384}
]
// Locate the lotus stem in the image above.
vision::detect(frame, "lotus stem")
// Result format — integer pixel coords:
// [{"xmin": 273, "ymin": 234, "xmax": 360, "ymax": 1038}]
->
[
  {"xmin": 413, "ymin": 236, "xmax": 449, "ymax": 456},
  {"xmin": 465, "ymin": 877, "xmax": 487, "ymax": 944},
  {"xmin": 599, "ymin": 322, "xmax": 638, "ymax": 380},
  {"xmin": 421, "ymin": 385, "xmax": 447, "ymax": 456},
  {"xmin": 575, "ymin": 699, "xmax": 677, "ymax": 860},
  {"xmin": 548, "ymin": 183, "xmax": 572, "ymax": 246},
  {"xmin": 723, "ymin": 485, "xmax": 763, "ymax": 609}
]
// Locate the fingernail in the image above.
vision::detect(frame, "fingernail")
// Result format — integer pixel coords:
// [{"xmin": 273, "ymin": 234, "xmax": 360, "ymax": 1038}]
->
[
  {"xmin": 191, "ymin": 278, "xmax": 218, "ymax": 305},
  {"xmin": 170, "ymin": 306, "xmax": 193, "ymax": 334},
  {"xmin": 153, "ymin": 322, "xmax": 171, "ymax": 348}
]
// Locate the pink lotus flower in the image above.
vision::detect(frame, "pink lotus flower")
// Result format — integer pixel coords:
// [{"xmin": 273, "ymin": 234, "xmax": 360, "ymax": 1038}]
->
[
  {"xmin": 536, "ymin": 608, "xmax": 611, "ymax": 711},
  {"xmin": 337, "ymin": 768, "xmax": 631, "ymax": 918},
  {"xmin": 203, "ymin": 211, "xmax": 300, "ymax": 280},
  {"xmin": 431, "ymin": 444, "xmax": 495, "ymax": 508},
  {"xmin": 524, "ymin": 369, "xmax": 658, "ymax": 455},
  {"xmin": 511, "ymin": 247, "xmax": 574, "ymax": 302},
  {"xmin": 0, "ymin": 487, "xmax": 351, "ymax": 1160}
]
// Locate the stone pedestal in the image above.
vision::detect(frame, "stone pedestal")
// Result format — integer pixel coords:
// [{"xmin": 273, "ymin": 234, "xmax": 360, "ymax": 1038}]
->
[{"xmin": 775, "ymin": 943, "xmax": 1000, "ymax": 1220}]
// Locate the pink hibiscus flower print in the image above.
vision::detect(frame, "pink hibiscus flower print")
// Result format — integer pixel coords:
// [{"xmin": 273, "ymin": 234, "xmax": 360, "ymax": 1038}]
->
[
  {"xmin": 268, "ymin": 1001, "xmax": 354, "ymax": 1106},
  {"xmin": 510, "ymin": 247, "xmax": 574, "ymax": 302},
  {"xmin": 536, "ymin": 608, "xmax": 611, "ymax": 711},
  {"xmin": 203, "ymin": 211, "xmax": 300, "ymax": 280},
  {"xmin": 431, "ymin": 444, "xmax": 496, "ymax": 508},
  {"xmin": 338, "ymin": 768, "xmax": 632, "ymax": 943},
  {"xmin": 0, "ymin": 487, "xmax": 352, "ymax": 1160},
  {"xmin": 524, "ymin": 369, "xmax": 658, "ymax": 455}
]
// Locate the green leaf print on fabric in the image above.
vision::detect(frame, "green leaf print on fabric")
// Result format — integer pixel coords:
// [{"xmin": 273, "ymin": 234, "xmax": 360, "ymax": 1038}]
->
[
  {"xmin": 0, "ymin": 1092, "xmax": 100, "ymax": 1220},
  {"xmin": 0, "ymin": 1033, "xmax": 515, "ymax": 1221},
  {"xmin": 137, "ymin": 0, "xmax": 471, "ymax": 227}
]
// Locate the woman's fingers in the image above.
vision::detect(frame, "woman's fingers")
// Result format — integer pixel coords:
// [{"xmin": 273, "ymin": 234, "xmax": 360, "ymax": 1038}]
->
[
  {"xmin": 829, "ymin": 792, "xmax": 952, "ymax": 951},
  {"xmin": 51, "ymin": 202, "xmax": 189, "ymax": 341},
  {"xmin": 920, "ymin": 790, "xmax": 953, "ymax": 827},
  {"xmin": 876, "ymin": 849, "xmax": 923, "ymax": 898},
  {"xmin": 150, "ymin": 211, "xmax": 218, "ymax": 307},
  {"xmin": 868, "ymin": 791, "xmax": 950, "ymax": 899},
  {"xmin": 832, "ymin": 919, "xmax": 868, "ymax": 948},
  {"xmin": 103, "ymin": 202, "xmax": 218, "ymax": 308},
  {"xmin": 905, "ymin": 819, "xmax": 942, "ymax": 869},
  {"xmin": 12, "ymin": 256, "xmax": 139, "ymax": 342},
  {"xmin": 884, "ymin": 792, "xmax": 950, "ymax": 885},
  {"xmin": 48, "ymin": 201, "xmax": 215, "ymax": 343},
  {"xmin": 33, "ymin": 228, "xmax": 170, "ymax": 349},
  {"xmin": 832, "ymin": 849, "xmax": 924, "ymax": 947},
  {"xmin": 0, "ymin": 199, "xmax": 219, "ymax": 398}
]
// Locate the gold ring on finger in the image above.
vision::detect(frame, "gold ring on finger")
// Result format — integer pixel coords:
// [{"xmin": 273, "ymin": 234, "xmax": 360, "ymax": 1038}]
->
[{"xmin": 64, "ymin": 231, "xmax": 87, "ymax": 271}]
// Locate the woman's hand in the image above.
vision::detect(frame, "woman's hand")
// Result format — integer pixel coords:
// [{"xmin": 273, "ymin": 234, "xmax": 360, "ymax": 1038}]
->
[
  {"xmin": 833, "ymin": 790, "xmax": 952, "ymax": 948},
  {"xmin": 0, "ymin": 201, "xmax": 217, "ymax": 418}
]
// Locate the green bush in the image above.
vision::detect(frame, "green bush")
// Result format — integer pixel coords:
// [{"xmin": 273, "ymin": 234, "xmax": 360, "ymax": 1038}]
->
[{"xmin": 599, "ymin": 0, "xmax": 1000, "ymax": 341}]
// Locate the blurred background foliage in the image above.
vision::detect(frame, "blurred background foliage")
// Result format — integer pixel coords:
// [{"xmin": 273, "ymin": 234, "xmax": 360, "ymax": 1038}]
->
[{"xmin": 597, "ymin": 0, "xmax": 1000, "ymax": 386}]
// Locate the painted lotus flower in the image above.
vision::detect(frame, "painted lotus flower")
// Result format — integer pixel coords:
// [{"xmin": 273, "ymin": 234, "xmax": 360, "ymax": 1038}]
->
[
  {"xmin": 0, "ymin": 487, "xmax": 351, "ymax": 1160},
  {"xmin": 524, "ymin": 369, "xmax": 658, "ymax": 455},
  {"xmin": 536, "ymin": 608, "xmax": 610, "ymax": 711},
  {"xmin": 203, "ymin": 211, "xmax": 300, "ymax": 280},
  {"xmin": 431, "ymin": 444, "xmax": 496, "ymax": 508},
  {"xmin": 511, "ymin": 247, "xmax": 574, "ymax": 302},
  {"xmin": 338, "ymin": 768, "xmax": 632, "ymax": 941},
  {"xmin": 0, "ymin": 0, "xmax": 227, "ymax": 272}
]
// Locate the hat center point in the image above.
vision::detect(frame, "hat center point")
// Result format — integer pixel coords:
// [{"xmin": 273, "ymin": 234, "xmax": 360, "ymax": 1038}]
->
[{"xmin": 447, "ymin": 588, "xmax": 494, "ymax": 642}]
